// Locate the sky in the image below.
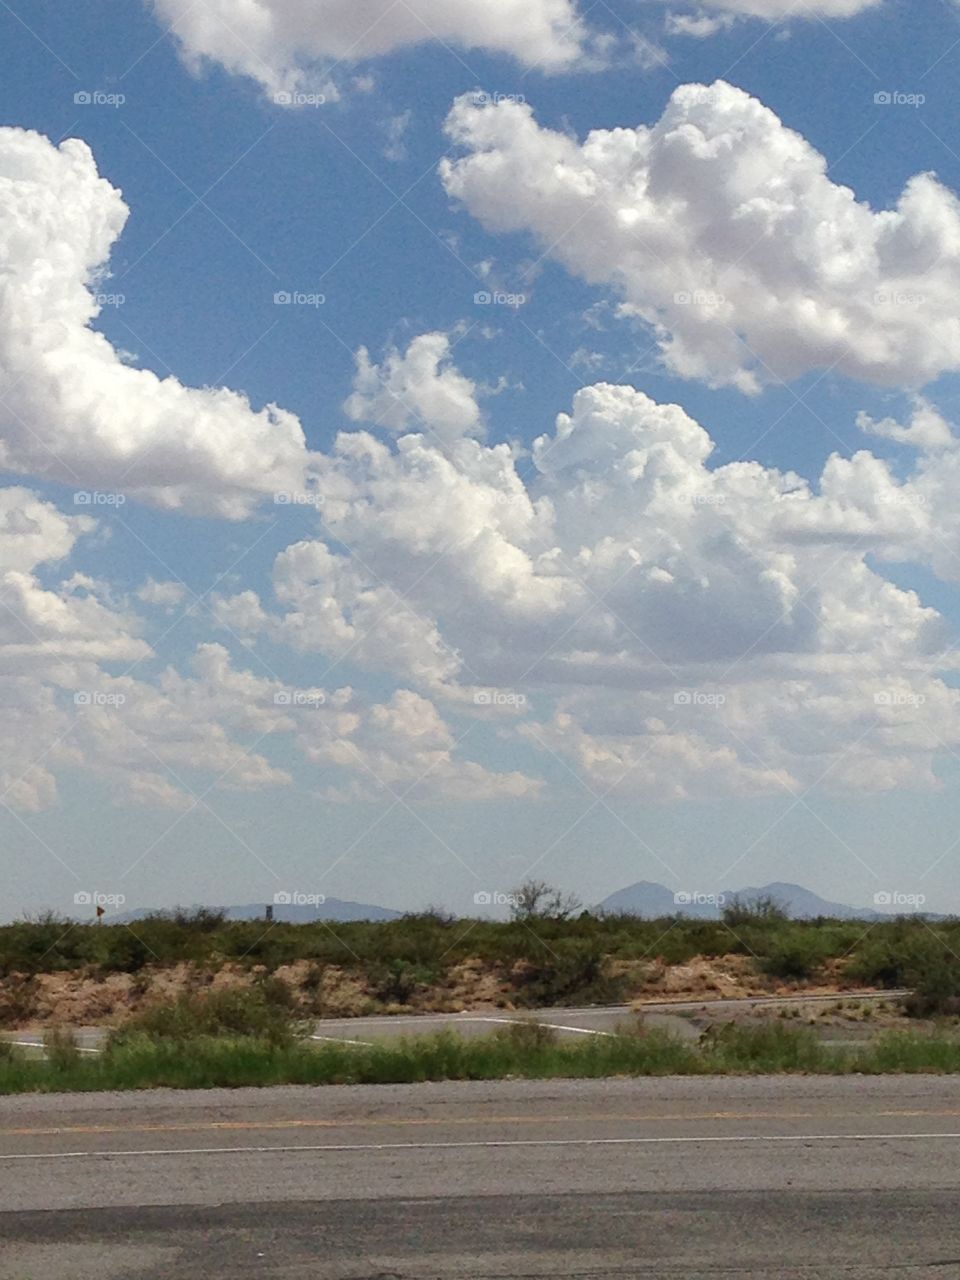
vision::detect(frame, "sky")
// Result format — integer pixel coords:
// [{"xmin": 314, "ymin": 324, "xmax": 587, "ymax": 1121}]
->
[{"xmin": 2, "ymin": 0, "xmax": 960, "ymax": 921}]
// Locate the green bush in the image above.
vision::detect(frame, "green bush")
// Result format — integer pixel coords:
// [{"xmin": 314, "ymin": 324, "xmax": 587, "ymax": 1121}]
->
[
  {"xmin": 110, "ymin": 983, "xmax": 300, "ymax": 1050},
  {"xmin": 759, "ymin": 931, "xmax": 833, "ymax": 980},
  {"xmin": 43, "ymin": 1027, "xmax": 81, "ymax": 1072},
  {"xmin": 851, "ymin": 928, "xmax": 960, "ymax": 1015},
  {"xmin": 368, "ymin": 960, "xmax": 437, "ymax": 1005},
  {"xmin": 722, "ymin": 895, "xmax": 790, "ymax": 929},
  {"xmin": 903, "ymin": 952, "xmax": 960, "ymax": 1017},
  {"xmin": 700, "ymin": 1021, "xmax": 829, "ymax": 1072},
  {"xmin": 512, "ymin": 941, "xmax": 626, "ymax": 1007},
  {"xmin": 0, "ymin": 975, "xmax": 38, "ymax": 1026}
]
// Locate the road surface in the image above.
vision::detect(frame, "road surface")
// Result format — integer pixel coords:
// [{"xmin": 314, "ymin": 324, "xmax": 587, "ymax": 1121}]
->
[{"xmin": 2, "ymin": 1074, "xmax": 960, "ymax": 1277}]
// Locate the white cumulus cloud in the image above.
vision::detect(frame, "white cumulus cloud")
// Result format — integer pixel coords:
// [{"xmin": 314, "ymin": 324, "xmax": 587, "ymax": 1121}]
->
[
  {"xmin": 150, "ymin": 0, "xmax": 591, "ymax": 100},
  {"xmin": 441, "ymin": 81, "xmax": 960, "ymax": 393},
  {"xmin": 233, "ymin": 381, "xmax": 960, "ymax": 799},
  {"xmin": 0, "ymin": 127, "xmax": 315, "ymax": 518}
]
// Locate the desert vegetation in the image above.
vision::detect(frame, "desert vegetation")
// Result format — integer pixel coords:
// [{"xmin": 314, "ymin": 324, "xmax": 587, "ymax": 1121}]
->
[{"xmin": 2, "ymin": 886, "xmax": 960, "ymax": 1028}]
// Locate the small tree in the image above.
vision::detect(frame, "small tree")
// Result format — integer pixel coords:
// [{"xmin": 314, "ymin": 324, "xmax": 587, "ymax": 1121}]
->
[
  {"xmin": 509, "ymin": 879, "xmax": 582, "ymax": 923},
  {"xmin": 722, "ymin": 893, "xmax": 789, "ymax": 928}
]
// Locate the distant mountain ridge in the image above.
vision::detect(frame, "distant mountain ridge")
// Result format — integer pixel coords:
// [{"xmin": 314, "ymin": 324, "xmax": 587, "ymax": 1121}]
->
[
  {"xmin": 599, "ymin": 879, "xmax": 934, "ymax": 920},
  {"xmin": 86, "ymin": 881, "xmax": 938, "ymax": 926}
]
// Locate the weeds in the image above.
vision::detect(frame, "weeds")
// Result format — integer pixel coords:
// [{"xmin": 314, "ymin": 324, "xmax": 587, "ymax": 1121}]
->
[
  {"xmin": 2, "ymin": 1021, "xmax": 960, "ymax": 1094},
  {"xmin": 109, "ymin": 983, "xmax": 301, "ymax": 1050}
]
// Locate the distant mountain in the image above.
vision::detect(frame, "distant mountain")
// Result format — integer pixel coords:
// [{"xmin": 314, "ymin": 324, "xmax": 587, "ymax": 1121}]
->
[
  {"xmin": 599, "ymin": 879, "xmax": 932, "ymax": 920},
  {"xmin": 729, "ymin": 882, "xmax": 867, "ymax": 920},
  {"xmin": 600, "ymin": 880, "xmax": 719, "ymax": 918},
  {"xmin": 113, "ymin": 898, "xmax": 401, "ymax": 925}
]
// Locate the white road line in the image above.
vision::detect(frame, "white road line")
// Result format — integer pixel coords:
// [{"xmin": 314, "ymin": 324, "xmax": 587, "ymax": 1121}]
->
[
  {"xmin": 534, "ymin": 1024, "xmax": 614, "ymax": 1037},
  {"xmin": 305, "ymin": 1016, "xmax": 614, "ymax": 1040},
  {"xmin": 460, "ymin": 1017, "xmax": 614, "ymax": 1037},
  {"xmin": 3, "ymin": 1132, "xmax": 959, "ymax": 1161},
  {"xmin": 6, "ymin": 1041, "xmax": 101, "ymax": 1055},
  {"xmin": 309, "ymin": 1034, "xmax": 376, "ymax": 1047}
]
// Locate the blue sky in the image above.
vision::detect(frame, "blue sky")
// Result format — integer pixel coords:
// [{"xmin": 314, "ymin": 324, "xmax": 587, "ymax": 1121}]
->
[{"xmin": 2, "ymin": 0, "xmax": 960, "ymax": 921}]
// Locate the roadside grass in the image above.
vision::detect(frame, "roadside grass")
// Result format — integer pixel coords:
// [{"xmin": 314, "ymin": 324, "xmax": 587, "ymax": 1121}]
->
[
  {"xmin": 113, "ymin": 980, "xmax": 302, "ymax": 1049},
  {"xmin": 2, "ymin": 1020, "xmax": 960, "ymax": 1094}
]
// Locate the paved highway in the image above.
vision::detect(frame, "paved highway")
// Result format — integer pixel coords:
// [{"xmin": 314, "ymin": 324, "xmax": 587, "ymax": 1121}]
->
[{"xmin": 2, "ymin": 1075, "xmax": 959, "ymax": 1277}]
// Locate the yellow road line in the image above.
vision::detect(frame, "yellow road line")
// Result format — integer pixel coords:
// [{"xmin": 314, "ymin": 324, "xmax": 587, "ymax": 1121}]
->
[{"xmin": 5, "ymin": 1107, "xmax": 960, "ymax": 1139}]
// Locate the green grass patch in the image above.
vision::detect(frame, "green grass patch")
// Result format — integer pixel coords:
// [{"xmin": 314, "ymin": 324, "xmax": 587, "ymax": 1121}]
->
[{"xmin": 1, "ymin": 1020, "xmax": 959, "ymax": 1094}]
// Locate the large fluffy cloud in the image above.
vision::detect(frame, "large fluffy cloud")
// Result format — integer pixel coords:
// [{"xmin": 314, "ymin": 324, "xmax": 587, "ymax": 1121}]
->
[
  {"xmin": 0, "ymin": 128, "xmax": 314, "ymax": 518},
  {"xmin": 0, "ymin": 483, "xmax": 538, "ymax": 812},
  {"xmin": 150, "ymin": 0, "xmax": 590, "ymax": 100},
  {"xmin": 215, "ymin": 377, "xmax": 960, "ymax": 799},
  {"xmin": 441, "ymin": 81, "xmax": 960, "ymax": 393},
  {"xmin": 6, "ymin": 372, "xmax": 960, "ymax": 813}
]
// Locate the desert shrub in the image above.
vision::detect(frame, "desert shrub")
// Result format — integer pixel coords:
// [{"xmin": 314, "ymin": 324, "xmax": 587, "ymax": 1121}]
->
[
  {"xmin": 43, "ymin": 1027, "xmax": 81, "ymax": 1072},
  {"xmin": 111, "ymin": 983, "xmax": 300, "ymax": 1049},
  {"xmin": 759, "ymin": 930, "xmax": 833, "ymax": 980},
  {"xmin": 850, "ymin": 931, "xmax": 920, "ymax": 988},
  {"xmin": 368, "ymin": 960, "xmax": 437, "ymax": 1005},
  {"xmin": 165, "ymin": 906, "xmax": 229, "ymax": 931},
  {"xmin": 722, "ymin": 894, "xmax": 790, "ymax": 929},
  {"xmin": 495, "ymin": 1019, "xmax": 560, "ymax": 1051},
  {"xmin": 508, "ymin": 880, "xmax": 582, "ymax": 923},
  {"xmin": 700, "ymin": 1021, "xmax": 828, "ymax": 1072},
  {"xmin": 512, "ymin": 942, "xmax": 626, "ymax": 1007},
  {"xmin": 903, "ymin": 951, "xmax": 960, "ymax": 1017},
  {"xmin": 0, "ymin": 975, "xmax": 38, "ymax": 1027}
]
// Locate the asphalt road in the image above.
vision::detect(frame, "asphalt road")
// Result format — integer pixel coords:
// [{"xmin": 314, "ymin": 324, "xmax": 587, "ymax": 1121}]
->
[{"xmin": 2, "ymin": 1075, "xmax": 960, "ymax": 1278}]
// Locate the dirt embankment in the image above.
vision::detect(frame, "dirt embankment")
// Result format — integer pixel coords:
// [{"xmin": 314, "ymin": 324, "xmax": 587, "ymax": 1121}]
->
[{"xmin": 0, "ymin": 953, "xmax": 878, "ymax": 1030}]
